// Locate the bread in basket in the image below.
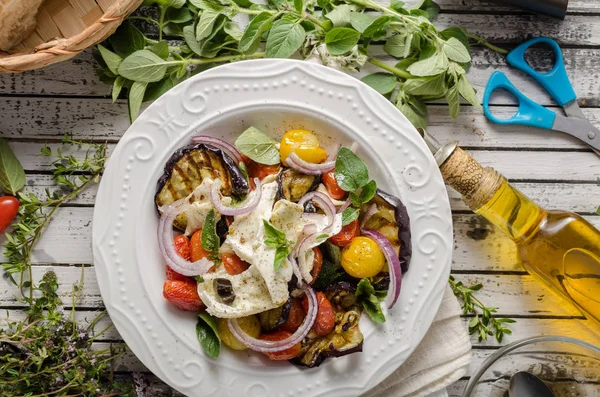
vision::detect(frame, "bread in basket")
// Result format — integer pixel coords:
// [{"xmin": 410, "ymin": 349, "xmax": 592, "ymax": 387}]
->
[{"xmin": 0, "ymin": 0, "xmax": 142, "ymax": 73}]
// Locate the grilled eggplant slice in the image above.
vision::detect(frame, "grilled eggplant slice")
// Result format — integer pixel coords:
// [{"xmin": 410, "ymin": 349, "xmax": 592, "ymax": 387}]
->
[
  {"xmin": 277, "ymin": 168, "xmax": 321, "ymax": 203},
  {"xmin": 259, "ymin": 299, "xmax": 291, "ymax": 332},
  {"xmin": 360, "ymin": 189, "xmax": 412, "ymax": 273},
  {"xmin": 291, "ymin": 282, "xmax": 363, "ymax": 368},
  {"xmin": 155, "ymin": 143, "xmax": 249, "ymax": 230}
]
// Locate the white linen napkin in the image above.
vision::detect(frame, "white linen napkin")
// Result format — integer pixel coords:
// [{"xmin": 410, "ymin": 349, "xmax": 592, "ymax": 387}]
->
[{"xmin": 364, "ymin": 286, "xmax": 472, "ymax": 397}]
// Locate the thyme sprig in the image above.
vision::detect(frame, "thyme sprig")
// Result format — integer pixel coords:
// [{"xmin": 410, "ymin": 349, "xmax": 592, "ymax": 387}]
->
[
  {"xmin": 0, "ymin": 137, "xmax": 137, "ymax": 396},
  {"xmin": 449, "ymin": 276, "xmax": 516, "ymax": 343}
]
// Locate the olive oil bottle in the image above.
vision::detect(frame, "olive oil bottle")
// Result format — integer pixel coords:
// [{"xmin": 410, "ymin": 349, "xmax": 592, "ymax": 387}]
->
[{"xmin": 422, "ymin": 132, "xmax": 600, "ymax": 327}]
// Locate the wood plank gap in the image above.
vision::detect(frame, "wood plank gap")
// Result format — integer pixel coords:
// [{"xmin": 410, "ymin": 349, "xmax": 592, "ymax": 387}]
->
[
  {"xmin": 460, "ymin": 314, "xmax": 587, "ymax": 320},
  {"xmin": 451, "ymin": 269, "xmax": 529, "ymax": 275}
]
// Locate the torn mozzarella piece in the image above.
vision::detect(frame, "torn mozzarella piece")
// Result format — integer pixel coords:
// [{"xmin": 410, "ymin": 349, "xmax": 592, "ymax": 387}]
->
[{"xmin": 183, "ymin": 178, "xmax": 229, "ymax": 235}]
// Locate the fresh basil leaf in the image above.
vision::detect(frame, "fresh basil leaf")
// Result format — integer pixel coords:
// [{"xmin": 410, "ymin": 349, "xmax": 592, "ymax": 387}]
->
[
  {"xmin": 419, "ymin": 0, "xmax": 440, "ymax": 19},
  {"xmin": 384, "ymin": 34, "xmax": 412, "ymax": 59},
  {"xmin": 274, "ymin": 246, "xmax": 289, "ymax": 270},
  {"xmin": 317, "ymin": 0, "xmax": 330, "ymax": 8},
  {"xmin": 457, "ymin": 74, "xmax": 481, "ymax": 108},
  {"xmin": 349, "ymin": 12, "xmax": 375, "ymax": 33},
  {"xmin": 349, "ymin": 191, "xmax": 361, "ymax": 207},
  {"xmin": 112, "ymin": 76, "xmax": 125, "ymax": 103},
  {"xmin": 324, "ymin": 4, "xmax": 354, "ymax": 27},
  {"xmin": 440, "ymin": 27, "xmax": 470, "ymax": 53},
  {"xmin": 163, "ymin": 22, "xmax": 185, "ymax": 37},
  {"xmin": 396, "ymin": 99, "xmax": 427, "ymax": 129},
  {"xmin": 235, "ymin": 126, "xmax": 280, "ymax": 165},
  {"xmin": 187, "ymin": 0, "xmax": 218, "ymax": 8},
  {"xmin": 239, "ymin": 12, "xmax": 277, "ymax": 54},
  {"xmin": 356, "ymin": 278, "xmax": 385, "ymax": 324},
  {"xmin": 596, "ymin": 206, "xmax": 600, "ymax": 215},
  {"xmin": 325, "ymin": 27, "xmax": 360, "ymax": 56},
  {"xmin": 449, "ymin": 62, "xmax": 466, "ymax": 76},
  {"xmin": 294, "ymin": 0, "xmax": 304, "ymax": 13},
  {"xmin": 334, "ymin": 147, "xmax": 369, "ymax": 191},
  {"xmin": 407, "ymin": 52, "xmax": 449, "ymax": 77},
  {"xmin": 395, "ymin": 56, "xmax": 417, "ymax": 71},
  {"xmin": 98, "ymin": 45, "xmax": 122, "ymax": 75},
  {"xmin": 232, "ymin": 0, "xmax": 254, "ymax": 6},
  {"xmin": 360, "ymin": 180, "xmax": 377, "ymax": 203},
  {"xmin": 443, "ymin": 37, "xmax": 471, "ymax": 63},
  {"xmin": 0, "ymin": 138, "xmax": 25, "ymax": 196},
  {"xmin": 224, "ymin": 21, "xmax": 243, "ymax": 41},
  {"xmin": 410, "ymin": 8, "xmax": 429, "ymax": 18},
  {"xmin": 196, "ymin": 313, "xmax": 221, "ymax": 358},
  {"xmin": 362, "ymin": 16, "xmax": 391, "ymax": 39},
  {"xmin": 144, "ymin": 76, "xmax": 177, "ymax": 102},
  {"xmin": 118, "ymin": 50, "xmax": 169, "ymax": 83},
  {"xmin": 183, "ymin": 25, "xmax": 203, "ymax": 56},
  {"xmin": 341, "ymin": 207, "xmax": 359, "ymax": 226},
  {"xmin": 196, "ymin": 9, "xmax": 221, "ymax": 41},
  {"xmin": 361, "ymin": 73, "xmax": 397, "ymax": 95},
  {"xmin": 446, "ymin": 85, "xmax": 460, "ymax": 118},
  {"xmin": 390, "ymin": 0, "xmax": 405, "ymax": 12},
  {"xmin": 202, "ymin": 209, "xmax": 220, "ymax": 254},
  {"xmin": 109, "ymin": 22, "xmax": 146, "ymax": 58},
  {"xmin": 266, "ymin": 16, "xmax": 306, "ymax": 58},
  {"xmin": 402, "ymin": 74, "xmax": 447, "ymax": 96},
  {"xmin": 408, "ymin": 95, "xmax": 428, "ymax": 116},
  {"xmin": 263, "ymin": 219, "xmax": 287, "ymax": 245},
  {"xmin": 166, "ymin": 6, "xmax": 194, "ymax": 23},
  {"xmin": 150, "ymin": 41, "xmax": 170, "ymax": 59},
  {"xmin": 128, "ymin": 81, "xmax": 148, "ymax": 122}
]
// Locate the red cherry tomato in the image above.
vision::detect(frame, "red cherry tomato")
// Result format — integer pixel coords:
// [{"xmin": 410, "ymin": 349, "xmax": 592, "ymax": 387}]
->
[
  {"xmin": 322, "ymin": 171, "xmax": 346, "ymax": 200},
  {"xmin": 0, "ymin": 196, "xmax": 19, "ymax": 234},
  {"xmin": 328, "ymin": 219, "xmax": 360, "ymax": 247},
  {"xmin": 259, "ymin": 331, "xmax": 301, "ymax": 360},
  {"xmin": 302, "ymin": 292, "xmax": 335, "ymax": 337},
  {"xmin": 309, "ymin": 247, "xmax": 323, "ymax": 284},
  {"xmin": 279, "ymin": 298, "xmax": 305, "ymax": 333},
  {"xmin": 222, "ymin": 253, "xmax": 250, "ymax": 275}
]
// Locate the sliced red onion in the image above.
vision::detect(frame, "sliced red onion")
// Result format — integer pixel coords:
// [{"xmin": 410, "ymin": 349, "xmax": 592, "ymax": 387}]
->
[
  {"xmin": 295, "ymin": 232, "xmax": 318, "ymax": 283},
  {"xmin": 337, "ymin": 199, "xmax": 351, "ymax": 214},
  {"xmin": 288, "ymin": 255, "xmax": 304, "ymax": 287},
  {"xmin": 158, "ymin": 199, "xmax": 215, "ymax": 276},
  {"xmin": 298, "ymin": 191, "xmax": 336, "ymax": 233},
  {"xmin": 227, "ymin": 287, "xmax": 318, "ymax": 352},
  {"xmin": 302, "ymin": 223, "xmax": 318, "ymax": 235},
  {"xmin": 286, "ymin": 152, "xmax": 335, "ymax": 175},
  {"xmin": 210, "ymin": 178, "xmax": 261, "ymax": 216},
  {"xmin": 361, "ymin": 229, "xmax": 402, "ymax": 309},
  {"xmin": 360, "ymin": 203, "xmax": 378, "ymax": 229},
  {"xmin": 191, "ymin": 135, "xmax": 243, "ymax": 164}
]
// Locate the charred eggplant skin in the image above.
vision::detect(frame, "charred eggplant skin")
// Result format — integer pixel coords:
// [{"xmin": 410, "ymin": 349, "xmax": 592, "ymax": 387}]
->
[
  {"xmin": 259, "ymin": 299, "xmax": 291, "ymax": 332},
  {"xmin": 376, "ymin": 189, "xmax": 412, "ymax": 274},
  {"xmin": 154, "ymin": 143, "xmax": 249, "ymax": 216},
  {"xmin": 277, "ymin": 168, "xmax": 321, "ymax": 202}
]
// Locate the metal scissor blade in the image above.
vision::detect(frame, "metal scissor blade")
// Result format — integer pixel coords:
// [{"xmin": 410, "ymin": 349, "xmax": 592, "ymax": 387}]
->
[
  {"xmin": 552, "ymin": 114, "xmax": 600, "ymax": 155},
  {"xmin": 563, "ymin": 100, "xmax": 587, "ymax": 120}
]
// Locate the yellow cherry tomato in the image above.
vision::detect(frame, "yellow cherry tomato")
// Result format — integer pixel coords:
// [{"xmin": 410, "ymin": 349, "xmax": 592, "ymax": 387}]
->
[
  {"xmin": 218, "ymin": 315, "xmax": 260, "ymax": 350},
  {"xmin": 280, "ymin": 129, "xmax": 328, "ymax": 164},
  {"xmin": 341, "ymin": 236, "xmax": 385, "ymax": 278}
]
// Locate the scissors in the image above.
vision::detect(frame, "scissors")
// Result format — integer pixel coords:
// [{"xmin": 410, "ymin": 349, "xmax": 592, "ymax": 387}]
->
[{"xmin": 483, "ymin": 37, "xmax": 600, "ymax": 156}]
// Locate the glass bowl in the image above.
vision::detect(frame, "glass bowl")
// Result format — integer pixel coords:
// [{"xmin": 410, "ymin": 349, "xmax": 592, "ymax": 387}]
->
[{"xmin": 462, "ymin": 336, "xmax": 600, "ymax": 397}]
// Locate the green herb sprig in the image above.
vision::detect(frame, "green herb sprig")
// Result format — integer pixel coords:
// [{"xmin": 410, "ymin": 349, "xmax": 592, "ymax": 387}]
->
[
  {"xmin": 1, "ymin": 137, "xmax": 135, "ymax": 395},
  {"xmin": 202, "ymin": 209, "xmax": 221, "ymax": 261},
  {"xmin": 263, "ymin": 219, "xmax": 294, "ymax": 270},
  {"xmin": 95, "ymin": 0, "xmax": 505, "ymax": 123},
  {"xmin": 334, "ymin": 147, "xmax": 377, "ymax": 225},
  {"xmin": 356, "ymin": 277, "xmax": 386, "ymax": 323},
  {"xmin": 449, "ymin": 276, "xmax": 516, "ymax": 343}
]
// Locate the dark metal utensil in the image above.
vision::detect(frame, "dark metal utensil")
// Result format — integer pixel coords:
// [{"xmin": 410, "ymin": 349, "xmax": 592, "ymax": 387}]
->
[
  {"xmin": 508, "ymin": 371, "xmax": 555, "ymax": 397},
  {"xmin": 490, "ymin": 0, "xmax": 568, "ymax": 19}
]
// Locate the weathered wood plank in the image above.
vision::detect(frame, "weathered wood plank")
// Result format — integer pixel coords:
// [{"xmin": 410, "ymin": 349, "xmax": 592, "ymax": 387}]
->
[
  {"xmin": 7, "ymin": 141, "xmax": 600, "ymax": 182},
  {"xmin": 4, "ymin": 98, "xmax": 600, "ymax": 151},
  {"xmin": 1, "ymin": 205, "xmax": 597, "ymax": 268},
  {"xmin": 21, "ymin": 174, "xmax": 100, "ymax": 205},
  {"xmin": 425, "ymin": 0, "xmax": 600, "ymax": 13}
]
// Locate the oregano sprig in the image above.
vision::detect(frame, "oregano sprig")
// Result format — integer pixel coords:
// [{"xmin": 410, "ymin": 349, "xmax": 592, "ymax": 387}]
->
[{"xmin": 95, "ymin": 0, "xmax": 505, "ymax": 123}]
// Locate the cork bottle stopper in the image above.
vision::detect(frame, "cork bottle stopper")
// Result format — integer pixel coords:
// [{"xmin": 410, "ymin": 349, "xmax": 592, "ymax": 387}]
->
[{"xmin": 439, "ymin": 147, "xmax": 505, "ymax": 211}]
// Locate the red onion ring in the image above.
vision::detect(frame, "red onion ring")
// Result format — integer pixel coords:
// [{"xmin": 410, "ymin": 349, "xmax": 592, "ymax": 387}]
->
[
  {"xmin": 298, "ymin": 191, "xmax": 336, "ymax": 233},
  {"xmin": 210, "ymin": 178, "xmax": 262, "ymax": 216},
  {"xmin": 158, "ymin": 199, "xmax": 215, "ymax": 276},
  {"xmin": 191, "ymin": 135, "xmax": 243, "ymax": 164},
  {"xmin": 361, "ymin": 229, "xmax": 402, "ymax": 309},
  {"xmin": 227, "ymin": 287, "xmax": 318, "ymax": 352},
  {"xmin": 295, "ymin": 232, "xmax": 318, "ymax": 283},
  {"xmin": 337, "ymin": 199, "xmax": 351, "ymax": 214},
  {"xmin": 288, "ymin": 255, "xmax": 304, "ymax": 287},
  {"xmin": 286, "ymin": 152, "xmax": 335, "ymax": 175},
  {"xmin": 360, "ymin": 203, "xmax": 378, "ymax": 229}
]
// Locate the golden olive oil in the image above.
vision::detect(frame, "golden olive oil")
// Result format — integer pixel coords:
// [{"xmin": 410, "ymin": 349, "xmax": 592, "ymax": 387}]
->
[{"xmin": 476, "ymin": 180, "xmax": 600, "ymax": 324}]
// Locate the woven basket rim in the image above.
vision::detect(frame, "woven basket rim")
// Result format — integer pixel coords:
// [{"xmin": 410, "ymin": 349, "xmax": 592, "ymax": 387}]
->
[{"xmin": 0, "ymin": 0, "xmax": 143, "ymax": 73}]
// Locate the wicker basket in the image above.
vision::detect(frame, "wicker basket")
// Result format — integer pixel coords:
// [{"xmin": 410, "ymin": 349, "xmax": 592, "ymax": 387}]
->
[{"xmin": 0, "ymin": 0, "xmax": 142, "ymax": 73}]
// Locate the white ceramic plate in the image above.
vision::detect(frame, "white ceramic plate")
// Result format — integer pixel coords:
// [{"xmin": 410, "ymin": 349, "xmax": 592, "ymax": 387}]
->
[{"xmin": 92, "ymin": 59, "xmax": 453, "ymax": 397}]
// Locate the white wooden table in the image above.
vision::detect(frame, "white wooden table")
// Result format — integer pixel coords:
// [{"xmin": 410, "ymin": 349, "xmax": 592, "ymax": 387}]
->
[{"xmin": 1, "ymin": 1, "xmax": 600, "ymax": 395}]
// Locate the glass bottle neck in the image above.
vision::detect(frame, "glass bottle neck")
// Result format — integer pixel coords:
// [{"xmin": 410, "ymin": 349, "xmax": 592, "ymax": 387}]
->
[{"xmin": 474, "ymin": 180, "xmax": 546, "ymax": 243}]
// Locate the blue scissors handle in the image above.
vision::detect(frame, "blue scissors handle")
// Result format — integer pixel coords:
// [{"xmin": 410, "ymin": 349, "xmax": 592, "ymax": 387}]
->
[
  {"xmin": 483, "ymin": 71, "xmax": 556, "ymax": 129},
  {"xmin": 506, "ymin": 37, "xmax": 577, "ymax": 107}
]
